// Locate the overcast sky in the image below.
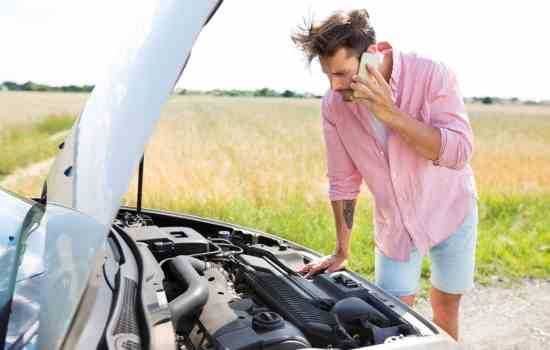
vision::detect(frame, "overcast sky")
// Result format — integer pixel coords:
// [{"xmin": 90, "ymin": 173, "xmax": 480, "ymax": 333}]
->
[{"xmin": 1, "ymin": 0, "xmax": 549, "ymax": 100}]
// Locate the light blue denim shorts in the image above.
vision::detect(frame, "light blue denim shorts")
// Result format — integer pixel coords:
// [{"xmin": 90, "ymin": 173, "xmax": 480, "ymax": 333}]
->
[{"xmin": 375, "ymin": 198, "xmax": 478, "ymax": 296}]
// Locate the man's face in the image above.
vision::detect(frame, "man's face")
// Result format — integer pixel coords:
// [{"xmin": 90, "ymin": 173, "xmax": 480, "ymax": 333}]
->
[{"xmin": 320, "ymin": 47, "xmax": 359, "ymax": 102}]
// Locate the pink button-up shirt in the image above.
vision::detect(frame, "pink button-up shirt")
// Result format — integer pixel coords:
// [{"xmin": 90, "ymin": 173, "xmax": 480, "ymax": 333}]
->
[{"xmin": 322, "ymin": 45, "xmax": 477, "ymax": 261}]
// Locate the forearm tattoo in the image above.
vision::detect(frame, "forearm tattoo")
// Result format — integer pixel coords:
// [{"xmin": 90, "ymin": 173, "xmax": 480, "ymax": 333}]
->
[{"xmin": 343, "ymin": 200, "xmax": 355, "ymax": 230}]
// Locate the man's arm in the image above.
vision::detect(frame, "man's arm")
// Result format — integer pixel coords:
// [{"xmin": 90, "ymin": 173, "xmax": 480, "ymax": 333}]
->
[
  {"xmin": 331, "ymin": 199, "xmax": 356, "ymax": 258},
  {"xmin": 299, "ymin": 97, "xmax": 361, "ymax": 278},
  {"xmin": 381, "ymin": 109, "xmax": 441, "ymax": 161},
  {"xmin": 350, "ymin": 65, "xmax": 440, "ymax": 160},
  {"xmin": 351, "ymin": 64, "xmax": 473, "ymax": 169},
  {"xmin": 301, "ymin": 198, "xmax": 357, "ymax": 278}
]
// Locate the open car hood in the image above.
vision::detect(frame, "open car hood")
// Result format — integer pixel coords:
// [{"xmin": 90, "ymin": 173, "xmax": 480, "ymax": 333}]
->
[
  {"xmin": 40, "ymin": 1, "xmax": 223, "ymax": 348},
  {"xmin": 45, "ymin": 0, "xmax": 222, "ymax": 228}
]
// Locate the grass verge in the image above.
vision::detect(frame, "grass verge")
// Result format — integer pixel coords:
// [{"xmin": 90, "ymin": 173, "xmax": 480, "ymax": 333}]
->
[
  {"xmin": 143, "ymin": 191, "xmax": 550, "ymax": 291},
  {"xmin": 0, "ymin": 114, "xmax": 75, "ymax": 177}
]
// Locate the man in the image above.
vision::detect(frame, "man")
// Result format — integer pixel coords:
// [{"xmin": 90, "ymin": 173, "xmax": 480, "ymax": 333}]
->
[{"xmin": 292, "ymin": 9, "xmax": 478, "ymax": 341}]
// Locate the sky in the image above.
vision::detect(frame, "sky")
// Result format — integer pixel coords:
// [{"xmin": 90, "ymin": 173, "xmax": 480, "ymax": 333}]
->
[{"xmin": 1, "ymin": 0, "xmax": 549, "ymax": 100}]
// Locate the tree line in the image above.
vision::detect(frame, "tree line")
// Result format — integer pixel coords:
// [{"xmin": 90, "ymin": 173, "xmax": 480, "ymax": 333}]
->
[
  {"xmin": 177, "ymin": 87, "xmax": 321, "ymax": 99},
  {"xmin": 1, "ymin": 81, "xmax": 94, "ymax": 93},
  {"xmin": 1, "ymin": 81, "xmax": 547, "ymax": 105},
  {"xmin": 0, "ymin": 81, "xmax": 319, "ymax": 98},
  {"xmin": 464, "ymin": 96, "xmax": 546, "ymax": 106}
]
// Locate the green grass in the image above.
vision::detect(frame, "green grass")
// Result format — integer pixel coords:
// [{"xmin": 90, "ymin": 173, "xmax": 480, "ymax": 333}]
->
[
  {"xmin": 149, "ymin": 195, "xmax": 377, "ymax": 274},
  {"xmin": 475, "ymin": 192, "xmax": 550, "ymax": 282},
  {"xmin": 149, "ymin": 190, "xmax": 550, "ymax": 289},
  {"xmin": 0, "ymin": 114, "xmax": 75, "ymax": 177},
  {"xmin": 34, "ymin": 114, "xmax": 75, "ymax": 134}
]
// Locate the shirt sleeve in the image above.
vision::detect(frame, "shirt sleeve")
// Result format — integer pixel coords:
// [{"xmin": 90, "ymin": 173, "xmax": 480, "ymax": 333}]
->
[
  {"xmin": 322, "ymin": 97, "xmax": 362, "ymax": 201},
  {"xmin": 427, "ymin": 62, "xmax": 474, "ymax": 170}
]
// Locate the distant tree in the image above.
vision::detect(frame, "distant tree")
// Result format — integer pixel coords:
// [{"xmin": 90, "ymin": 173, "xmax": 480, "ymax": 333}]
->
[
  {"xmin": 254, "ymin": 87, "xmax": 279, "ymax": 97},
  {"xmin": 22, "ymin": 81, "xmax": 53, "ymax": 92},
  {"xmin": 226, "ymin": 89, "xmax": 242, "ymax": 97},
  {"xmin": 481, "ymin": 96, "xmax": 494, "ymax": 105},
  {"xmin": 282, "ymin": 89, "xmax": 296, "ymax": 98},
  {"xmin": 1, "ymin": 81, "xmax": 93, "ymax": 93},
  {"xmin": 22, "ymin": 81, "xmax": 36, "ymax": 91},
  {"xmin": 66, "ymin": 84, "xmax": 93, "ymax": 92},
  {"xmin": 35, "ymin": 84, "xmax": 49, "ymax": 92},
  {"xmin": 2, "ymin": 81, "xmax": 18, "ymax": 90}
]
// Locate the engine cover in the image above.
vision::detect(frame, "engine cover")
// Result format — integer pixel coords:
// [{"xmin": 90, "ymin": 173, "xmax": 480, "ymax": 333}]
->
[{"xmin": 188, "ymin": 265, "xmax": 310, "ymax": 350}]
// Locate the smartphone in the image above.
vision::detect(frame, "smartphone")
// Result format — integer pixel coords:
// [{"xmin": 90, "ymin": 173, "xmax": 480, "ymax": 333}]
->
[{"xmin": 354, "ymin": 52, "xmax": 382, "ymax": 98}]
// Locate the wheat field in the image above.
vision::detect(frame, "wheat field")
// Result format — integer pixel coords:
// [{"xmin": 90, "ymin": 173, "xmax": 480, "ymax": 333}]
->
[
  {"xmin": 131, "ymin": 97, "xmax": 550, "ymax": 203},
  {"xmin": 4, "ymin": 92, "xmax": 548, "ymax": 198}
]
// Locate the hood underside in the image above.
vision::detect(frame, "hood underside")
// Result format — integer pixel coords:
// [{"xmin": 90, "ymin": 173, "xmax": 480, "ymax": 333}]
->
[{"xmin": 40, "ymin": 1, "xmax": 223, "ymax": 348}]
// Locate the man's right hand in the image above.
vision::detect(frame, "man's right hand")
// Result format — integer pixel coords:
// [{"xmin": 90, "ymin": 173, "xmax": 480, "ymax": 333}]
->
[{"xmin": 298, "ymin": 254, "xmax": 348, "ymax": 279}]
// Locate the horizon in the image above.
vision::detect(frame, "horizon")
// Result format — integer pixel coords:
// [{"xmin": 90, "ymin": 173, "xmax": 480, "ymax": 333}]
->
[{"xmin": 1, "ymin": 80, "xmax": 547, "ymax": 103}]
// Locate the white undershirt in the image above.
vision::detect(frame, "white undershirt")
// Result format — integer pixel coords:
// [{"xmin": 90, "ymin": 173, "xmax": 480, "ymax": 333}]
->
[{"xmin": 369, "ymin": 112, "xmax": 389, "ymax": 153}]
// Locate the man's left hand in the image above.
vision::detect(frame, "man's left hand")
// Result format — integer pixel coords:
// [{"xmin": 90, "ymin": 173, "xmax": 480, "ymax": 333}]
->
[{"xmin": 350, "ymin": 65, "xmax": 399, "ymax": 124}]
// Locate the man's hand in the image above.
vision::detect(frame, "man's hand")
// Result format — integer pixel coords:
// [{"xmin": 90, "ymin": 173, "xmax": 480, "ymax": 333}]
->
[
  {"xmin": 350, "ymin": 64, "xmax": 398, "ymax": 124},
  {"xmin": 298, "ymin": 253, "xmax": 348, "ymax": 279}
]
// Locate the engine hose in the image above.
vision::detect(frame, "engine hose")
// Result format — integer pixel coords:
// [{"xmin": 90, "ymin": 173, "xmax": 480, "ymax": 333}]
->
[{"xmin": 167, "ymin": 256, "xmax": 209, "ymax": 332}]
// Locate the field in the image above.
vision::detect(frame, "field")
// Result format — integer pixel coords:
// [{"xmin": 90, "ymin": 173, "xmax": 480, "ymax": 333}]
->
[{"xmin": 1, "ymin": 91, "xmax": 549, "ymax": 288}]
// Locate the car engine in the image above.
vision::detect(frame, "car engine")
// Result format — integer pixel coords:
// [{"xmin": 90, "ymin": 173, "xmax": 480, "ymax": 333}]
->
[{"xmin": 118, "ymin": 213, "xmax": 422, "ymax": 350}]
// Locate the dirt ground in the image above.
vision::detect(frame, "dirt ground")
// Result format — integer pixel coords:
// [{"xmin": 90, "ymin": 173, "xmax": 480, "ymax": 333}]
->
[{"xmin": 414, "ymin": 279, "xmax": 550, "ymax": 350}]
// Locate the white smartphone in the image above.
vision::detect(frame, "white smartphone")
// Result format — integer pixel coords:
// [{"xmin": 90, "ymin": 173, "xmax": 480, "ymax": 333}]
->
[{"xmin": 354, "ymin": 52, "xmax": 382, "ymax": 98}]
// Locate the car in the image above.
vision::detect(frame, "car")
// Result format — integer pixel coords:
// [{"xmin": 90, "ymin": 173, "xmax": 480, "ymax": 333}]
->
[{"xmin": 0, "ymin": 1, "xmax": 459, "ymax": 349}]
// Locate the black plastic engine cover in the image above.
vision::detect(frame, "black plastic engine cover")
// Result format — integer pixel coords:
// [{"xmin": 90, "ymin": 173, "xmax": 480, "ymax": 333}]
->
[
  {"xmin": 188, "ymin": 265, "xmax": 310, "ymax": 350},
  {"xmin": 242, "ymin": 270, "xmax": 345, "ymax": 348},
  {"xmin": 235, "ymin": 254, "xmax": 415, "ymax": 347},
  {"xmin": 212, "ymin": 313, "xmax": 310, "ymax": 350}
]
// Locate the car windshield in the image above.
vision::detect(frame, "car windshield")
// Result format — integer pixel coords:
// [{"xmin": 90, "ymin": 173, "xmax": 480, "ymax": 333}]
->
[{"xmin": 0, "ymin": 190, "xmax": 45, "ymax": 347}]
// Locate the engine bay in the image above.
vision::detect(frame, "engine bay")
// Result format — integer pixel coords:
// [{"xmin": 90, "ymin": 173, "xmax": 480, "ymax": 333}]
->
[{"xmin": 115, "ymin": 210, "xmax": 428, "ymax": 349}]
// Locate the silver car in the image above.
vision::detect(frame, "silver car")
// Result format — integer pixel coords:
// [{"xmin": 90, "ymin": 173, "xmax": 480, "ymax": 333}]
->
[{"xmin": 1, "ymin": 1, "xmax": 458, "ymax": 349}]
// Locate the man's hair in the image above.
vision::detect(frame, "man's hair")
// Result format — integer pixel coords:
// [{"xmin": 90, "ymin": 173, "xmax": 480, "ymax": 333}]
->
[{"xmin": 291, "ymin": 9, "xmax": 376, "ymax": 64}]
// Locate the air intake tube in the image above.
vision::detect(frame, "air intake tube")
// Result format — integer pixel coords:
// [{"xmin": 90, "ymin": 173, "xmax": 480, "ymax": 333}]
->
[{"xmin": 167, "ymin": 256, "xmax": 209, "ymax": 332}]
